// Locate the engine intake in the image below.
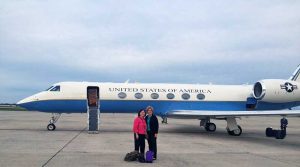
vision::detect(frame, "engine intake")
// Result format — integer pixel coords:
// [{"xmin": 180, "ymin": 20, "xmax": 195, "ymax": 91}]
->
[
  {"xmin": 252, "ymin": 79, "xmax": 299, "ymax": 103},
  {"xmin": 253, "ymin": 82, "xmax": 266, "ymax": 100}
]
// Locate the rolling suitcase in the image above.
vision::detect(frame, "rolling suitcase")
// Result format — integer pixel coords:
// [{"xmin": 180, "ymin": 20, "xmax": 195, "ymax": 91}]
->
[{"xmin": 145, "ymin": 151, "xmax": 154, "ymax": 163}]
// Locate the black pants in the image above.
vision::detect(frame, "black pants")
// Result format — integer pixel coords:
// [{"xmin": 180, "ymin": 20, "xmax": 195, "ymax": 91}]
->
[
  {"xmin": 134, "ymin": 134, "xmax": 145, "ymax": 154},
  {"xmin": 147, "ymin": 131, "xmax": 157, "ymax": 158}
]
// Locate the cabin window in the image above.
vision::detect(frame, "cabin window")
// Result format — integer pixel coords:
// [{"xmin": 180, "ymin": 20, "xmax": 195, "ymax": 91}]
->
[
  {"xmin": 181, "ymin": 93, "xmax": 190, "ymax": 100},
  {"xmin": 197, "ymin": 93, "xmax": 205, "ymax": 100},
  {"xmin": 50, "ymin": 86, "xmax": 60, "ymax": 92},
  {"xmin": 166, "ymin": 93, "xmax": 175, "ymax": 99},
  {"xmin": 135, "ymin": 93, "xmax": 143, "ymax": 99},
  {"xmin": 118, "ymin": 92, "xmax": 127, "ymax": 99},
  {"xmin": 46, "ymin": 86, "xmax": 53, "ymax": 91},
  {"xmin": 151, "ymin": 93, "xmax": 159, "ymax": 99}
]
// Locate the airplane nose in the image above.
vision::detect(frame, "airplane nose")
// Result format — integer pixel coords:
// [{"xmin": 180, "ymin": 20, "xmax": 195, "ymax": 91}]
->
[
  {"xmin": 16, "ymin": 96, "xmax": 37, "ymax": 110},
  {"xmin": 16, "ymin": 98, "xmax": 30, "ymax": 109},
  {"xmin": 16, "ymin": 92, "xmax": 44, "ymax": 111},
  {"xmin": 17, "ymin": 99, "xmax": 26, "ymax": 105},
  {"xmin": 17, "ymin": 97, "xmax": 32, "ymax": 105}
]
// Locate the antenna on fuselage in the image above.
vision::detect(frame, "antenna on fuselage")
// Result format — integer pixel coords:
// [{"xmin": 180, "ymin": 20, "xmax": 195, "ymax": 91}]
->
[{"xmin": 125, "ymin": 79, "xmax": 130, "ymax": 83}]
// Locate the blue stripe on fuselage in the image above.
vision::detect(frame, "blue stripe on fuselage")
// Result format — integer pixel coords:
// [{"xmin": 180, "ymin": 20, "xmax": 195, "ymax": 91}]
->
[{"xmin": 18, "ymin": 99, "xmax": 300, "ymax": 115}]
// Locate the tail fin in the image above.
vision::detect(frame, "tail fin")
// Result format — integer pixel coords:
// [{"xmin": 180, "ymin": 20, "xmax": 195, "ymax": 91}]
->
[{"xmin": 289, "ymin": 64, "xmax": 300, "ymax": 82}]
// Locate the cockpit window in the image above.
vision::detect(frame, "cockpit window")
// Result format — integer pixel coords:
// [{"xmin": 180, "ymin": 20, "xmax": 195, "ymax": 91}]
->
[
  {"xmin": 50, "ymin": 86, "xmax": 60, "ymax": 92},
  {"xmin": 45, "ymin": 86, "xmax": 54, "ymax": 91}
]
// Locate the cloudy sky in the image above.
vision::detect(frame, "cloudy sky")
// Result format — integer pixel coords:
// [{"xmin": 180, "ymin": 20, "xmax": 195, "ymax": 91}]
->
[{"xmin": 0, "ymin": 0, "xmax": 300, "ymax": 103}]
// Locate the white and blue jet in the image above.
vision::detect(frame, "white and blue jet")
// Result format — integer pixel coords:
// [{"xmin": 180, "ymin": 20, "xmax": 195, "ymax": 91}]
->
[{"xmin": 17, "ymin": 65, "xmax": 300, "ymax": 136}]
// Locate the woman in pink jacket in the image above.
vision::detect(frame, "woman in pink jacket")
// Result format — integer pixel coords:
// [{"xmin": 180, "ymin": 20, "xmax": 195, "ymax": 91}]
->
[{"xmin": 133, "ymin": 109, "xmax": 147, "ymax": 155}]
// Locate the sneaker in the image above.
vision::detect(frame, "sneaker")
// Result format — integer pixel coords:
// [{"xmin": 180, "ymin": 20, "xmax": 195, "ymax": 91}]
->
[{"xmin": 153, "ymin": 157, "xmax": 157, "ymax": 160}]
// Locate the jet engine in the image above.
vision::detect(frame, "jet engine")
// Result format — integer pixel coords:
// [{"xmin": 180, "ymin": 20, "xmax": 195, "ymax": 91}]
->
[{"xmin": 253, "ymin": 79, "xmax": 300, "ymax": 103}]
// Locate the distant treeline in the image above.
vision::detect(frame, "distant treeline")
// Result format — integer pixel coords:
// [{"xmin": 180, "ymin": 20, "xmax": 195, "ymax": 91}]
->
[
  {"xmin": 0, "ymin": 103, "xmax": 16, "ymax": 105},
  {"xmin": 0, "ymin": 104, "xmax": 16, "ymax": 107},
  {"xmin": 0, "ymin": 104, "xmax": 25, "ymax": 111}
]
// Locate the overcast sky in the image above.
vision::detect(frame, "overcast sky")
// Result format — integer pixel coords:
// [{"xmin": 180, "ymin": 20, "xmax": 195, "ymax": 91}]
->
[{"xmin": 0, "ymin": 0, "xmax": 300, "ymax": 103}]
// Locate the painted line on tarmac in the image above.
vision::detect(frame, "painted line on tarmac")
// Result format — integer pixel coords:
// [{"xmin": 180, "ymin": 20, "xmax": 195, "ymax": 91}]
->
[{"xmin": 42, "ymin": 127, "xmax": 86, "ymax": 167}]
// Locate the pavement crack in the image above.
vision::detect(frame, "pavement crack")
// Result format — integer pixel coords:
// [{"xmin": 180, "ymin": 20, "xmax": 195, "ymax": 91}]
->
[{"xmin": 41, "ymin": 127, "xmax": 86, "ymax": 167}]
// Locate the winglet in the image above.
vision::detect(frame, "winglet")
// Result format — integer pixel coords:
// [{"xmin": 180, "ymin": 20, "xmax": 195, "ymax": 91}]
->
[{"xmin": 289, "ymin": 64, "xmax": 300, "ymax": 82}]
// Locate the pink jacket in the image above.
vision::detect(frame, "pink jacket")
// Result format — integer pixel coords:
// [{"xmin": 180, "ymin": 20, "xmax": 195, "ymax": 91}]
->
[{"xmin": 133, "ymin": 117, "xmax": 146, "ymax": 135}]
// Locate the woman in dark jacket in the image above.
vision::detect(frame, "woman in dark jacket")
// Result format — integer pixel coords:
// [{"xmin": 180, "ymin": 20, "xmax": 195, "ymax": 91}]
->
[{"xmin": 145, "ymin": 106, "xmax": 159, "ymax": 160}]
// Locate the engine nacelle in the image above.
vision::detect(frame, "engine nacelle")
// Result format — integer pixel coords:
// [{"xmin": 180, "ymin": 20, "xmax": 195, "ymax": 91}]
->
[{"xmin": 253, "ymin": 79, "xmax": 300, "ymax": 103}]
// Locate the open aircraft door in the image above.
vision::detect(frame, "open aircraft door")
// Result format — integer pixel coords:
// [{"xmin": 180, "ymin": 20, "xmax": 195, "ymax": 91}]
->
[{"xmin": 87, "ymin": 86, "xmax": 100, "ymax": 133}]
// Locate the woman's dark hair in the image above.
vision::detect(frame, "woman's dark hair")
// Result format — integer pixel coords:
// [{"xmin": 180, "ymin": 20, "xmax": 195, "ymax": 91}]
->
[{"xmin": 138, "ymin": 109, "xmax": 145, "ymax": 116}]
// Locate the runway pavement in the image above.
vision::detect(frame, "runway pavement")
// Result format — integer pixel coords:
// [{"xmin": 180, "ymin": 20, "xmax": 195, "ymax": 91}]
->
[{"xmin": 0, "ymin": 110, "xmax": 300, "ymax": 167}]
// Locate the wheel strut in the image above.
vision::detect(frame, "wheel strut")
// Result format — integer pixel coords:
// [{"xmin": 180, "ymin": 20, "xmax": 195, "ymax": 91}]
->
[{"xmin": 47, "ymin": 113, "xmax": 61, "ymax": 131}]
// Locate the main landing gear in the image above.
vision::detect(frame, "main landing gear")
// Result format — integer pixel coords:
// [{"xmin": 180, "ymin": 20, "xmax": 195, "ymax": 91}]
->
[
  {"xmin": 200, "ymin": 119, "xmax": 216, "ymax": 132},
  {"xmin": 226, "ymin": 117, "xmax": 242, "ymax": 136},
  {"xmin": 161, "ymin": 117, "xmax": 168, "ymax": 124},
  {"xmin": 200, "ymin": 117, "xmax": 242, "ymax": 136},
  {"xmin": 47, "ymin": 113, "xmax": 61, "ymax": 131},
  {"xmin": 226, "ymin": 125, "xmax": 242, "ymax": 136}
]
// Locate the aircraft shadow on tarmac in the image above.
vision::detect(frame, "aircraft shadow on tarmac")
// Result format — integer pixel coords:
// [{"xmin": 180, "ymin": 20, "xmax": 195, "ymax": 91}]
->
[{"xmin": 162, "ymin": 125, "xmax": 300, "ymax": 148}]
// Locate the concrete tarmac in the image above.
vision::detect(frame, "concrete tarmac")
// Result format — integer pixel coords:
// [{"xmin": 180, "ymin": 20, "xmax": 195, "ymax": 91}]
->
[{"xmin": 0, "ymin": 110, "xmax": 300, "ymax": 167}]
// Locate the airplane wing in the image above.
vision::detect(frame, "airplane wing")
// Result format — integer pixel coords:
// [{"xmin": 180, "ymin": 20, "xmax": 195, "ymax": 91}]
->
[{"xmin": 166, "ymin": 110, "xmax": 300, "ymax": 119}]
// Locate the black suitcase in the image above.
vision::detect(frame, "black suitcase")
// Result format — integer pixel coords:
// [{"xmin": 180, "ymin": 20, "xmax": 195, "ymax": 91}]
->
[{"xmin": 266, "ymin": 127, "xmax": 286, "ymax": 139}]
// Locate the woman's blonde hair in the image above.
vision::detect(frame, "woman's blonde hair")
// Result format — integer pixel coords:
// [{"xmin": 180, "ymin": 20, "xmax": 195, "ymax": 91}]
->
[{"xmin": 146, "ymin": 106, "xmax": 154, "ymax": 111}]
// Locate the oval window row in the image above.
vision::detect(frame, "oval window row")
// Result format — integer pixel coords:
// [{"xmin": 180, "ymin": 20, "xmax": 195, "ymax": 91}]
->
[{"xmin": 118, "ymin": 92, "xmax": 205, "ymax": 100}]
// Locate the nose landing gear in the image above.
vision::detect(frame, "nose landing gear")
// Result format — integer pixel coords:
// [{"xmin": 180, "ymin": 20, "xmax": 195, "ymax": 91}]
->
[{"xmin": 47, "ymin": 113, "xmax": 61, "ymax": 131}]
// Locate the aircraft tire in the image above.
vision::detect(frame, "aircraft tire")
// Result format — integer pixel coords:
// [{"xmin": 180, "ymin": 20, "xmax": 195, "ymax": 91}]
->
[
  {"xmin": 47, "ymin": 123, "xmax": 56, "ymax": 131},
  {"xmin": 226, "ymin": 127, "xmax": 234, "ymax": 135},
  {"xmin": 205, "ymin": 123, "xmax": 216, "ymax": 132},
  {"xmin": 227, "ymin": 125, "xmax": 242, "ymax": 136}
]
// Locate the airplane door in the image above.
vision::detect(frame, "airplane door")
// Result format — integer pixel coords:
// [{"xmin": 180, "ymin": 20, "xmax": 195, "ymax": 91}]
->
[{"xmin": 87, "ymin": 86, "xmax": 100, "ymax": 133}]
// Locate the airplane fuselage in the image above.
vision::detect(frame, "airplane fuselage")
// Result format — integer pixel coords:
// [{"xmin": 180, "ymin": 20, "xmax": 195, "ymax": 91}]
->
[{"xmin": 17, "ymin": 82, "xmax": 300, "ymax": 116}]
